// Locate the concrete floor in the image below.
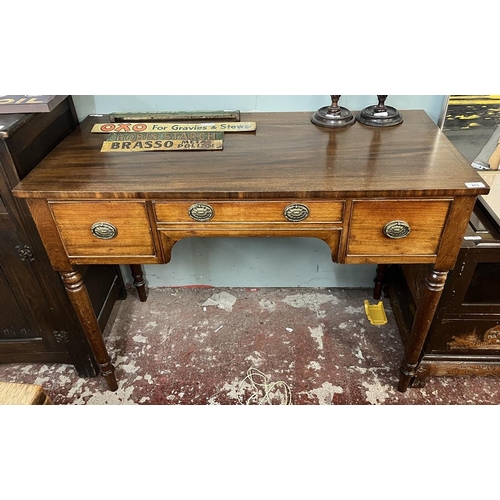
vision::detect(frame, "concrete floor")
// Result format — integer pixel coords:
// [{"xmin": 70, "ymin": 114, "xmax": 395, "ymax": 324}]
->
[{"xmin": 1, "ymin": 286, "xmax": 500, "ymax": 404}]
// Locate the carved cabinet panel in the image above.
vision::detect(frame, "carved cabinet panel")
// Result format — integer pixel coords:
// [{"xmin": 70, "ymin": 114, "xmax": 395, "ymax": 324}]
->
[
  {"xmin": 0, "ymin": 248, "xmax": 35, "ymax": 340},
  {"xmin": 0, "ymin": 230, "xmax": 43, "ymax": 341},
  {"xmin": 0, "ymin": 97, "xmax": 126, "ymax": 376}
]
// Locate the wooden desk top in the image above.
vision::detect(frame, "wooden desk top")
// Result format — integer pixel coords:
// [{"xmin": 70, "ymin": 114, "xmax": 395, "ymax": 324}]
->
[{"xmin": 13, "ymin": 110, "xmax": 489, "ymax": 201}]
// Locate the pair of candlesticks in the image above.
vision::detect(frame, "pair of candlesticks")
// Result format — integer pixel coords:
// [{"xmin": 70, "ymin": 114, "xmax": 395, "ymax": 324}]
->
[{"xmin": 311, "ymin": 95, "xmax": 403, "ymax": 128}]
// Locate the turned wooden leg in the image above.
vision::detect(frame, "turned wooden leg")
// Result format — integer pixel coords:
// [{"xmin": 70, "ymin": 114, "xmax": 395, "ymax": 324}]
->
[
  {"xmin": 130, "ymin": 264, "xmax": 148, "ymax": 302},
  {"xmin": 373, "ymin": 264, "xmax": 388, "ymax": 300},
  {"xmin": 398, "ymin": 268, "xmax": 448, "ymax": 392},
  {"xmin": 61, "ymin": 267, "xmax": 118, "ymax": 391}
]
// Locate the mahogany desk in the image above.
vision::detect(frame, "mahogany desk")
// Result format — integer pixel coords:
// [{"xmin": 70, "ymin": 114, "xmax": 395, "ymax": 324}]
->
[{"xmin": 12, "ymin": 111, "xmax": 490, "ymax": 393}]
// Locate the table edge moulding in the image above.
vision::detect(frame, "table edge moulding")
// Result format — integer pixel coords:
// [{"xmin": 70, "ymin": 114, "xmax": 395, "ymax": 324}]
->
[{"xmin": 12, "ymin": 110, "xmax": 490, "ymax": 393}]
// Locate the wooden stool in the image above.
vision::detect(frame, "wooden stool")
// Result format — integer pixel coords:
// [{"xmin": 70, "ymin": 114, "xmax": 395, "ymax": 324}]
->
[{"xmin": 0, "ymin": 381, "xmax": 52, "ymax": 405}]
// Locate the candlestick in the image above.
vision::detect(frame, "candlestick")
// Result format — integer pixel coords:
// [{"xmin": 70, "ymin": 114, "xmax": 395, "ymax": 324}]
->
[
  {"xmin": 311, "ymin": 95, "xmax": 355, "ymax": 128},
  {"xmin": 356, "ymin": 95, "xmax": 403, "ymax": 127}
]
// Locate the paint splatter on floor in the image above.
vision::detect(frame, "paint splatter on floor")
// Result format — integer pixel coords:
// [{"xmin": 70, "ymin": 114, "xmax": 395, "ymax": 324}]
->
[{"xmin": 1, "ymin": 287, "xmax": 500, "ymax": 405}]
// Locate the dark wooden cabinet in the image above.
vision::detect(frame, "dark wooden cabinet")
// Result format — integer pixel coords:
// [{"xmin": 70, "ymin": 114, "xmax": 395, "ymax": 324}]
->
[
  {"xmin": 0, "ymin": 97, "xmax": 126, "ymax": 377},
  {"xmin": 388, "ymin": 199, "xmax": 500, "ymax": 385}
]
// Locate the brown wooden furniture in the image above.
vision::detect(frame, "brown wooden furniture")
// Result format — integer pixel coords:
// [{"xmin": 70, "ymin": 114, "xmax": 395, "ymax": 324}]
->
[
  {"xmin": 0, "ymin": 97, "xmax": 126, "ymax": 377},
  {"xmin": 12, "ymin": 110, "xmax": 489, "ymax": 392},
  {"xmin": 387, "ymin": 182, "xmax": 500, "ymax": 386},
  {"xmin": 0, "ymin": 381, "xmax": 52, "ymax": 404}
]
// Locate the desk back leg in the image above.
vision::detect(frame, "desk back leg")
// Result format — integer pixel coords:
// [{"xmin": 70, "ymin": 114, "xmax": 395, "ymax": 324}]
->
[
  {"xmin": 130, "ymin": 264, "xmax": 148, "ymax": 302},
  {"xmin": 373, "ymin": 264, "xmax": 389, "ymax": 299},
  {"xmin": 60, "ymin": 268, "xmax": 118, "ymax": 392}
]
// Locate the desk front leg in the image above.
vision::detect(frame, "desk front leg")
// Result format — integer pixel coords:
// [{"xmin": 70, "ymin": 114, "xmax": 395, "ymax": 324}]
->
[
  {"xmin": 398, "ymin": 267, "xmax": 448, "ymax": 392},
  {"xmin": 60, "ymin": 267, "xmax": 118, "ymax": 392}
]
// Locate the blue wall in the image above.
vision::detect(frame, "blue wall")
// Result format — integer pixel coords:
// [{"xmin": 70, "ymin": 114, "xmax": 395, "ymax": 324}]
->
[
  {"xmin": 72, "ymin": 95, "xmax": 447, "ymax": 289},
  {"xmin": 74, "ymin": 95, "xmax": 446, "ymax": 125}
]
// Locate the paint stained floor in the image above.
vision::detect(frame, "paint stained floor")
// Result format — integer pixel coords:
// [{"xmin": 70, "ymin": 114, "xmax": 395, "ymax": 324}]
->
[{"xmin": 1, "ymin": 286, "xmax": 500, "ymax": 404}]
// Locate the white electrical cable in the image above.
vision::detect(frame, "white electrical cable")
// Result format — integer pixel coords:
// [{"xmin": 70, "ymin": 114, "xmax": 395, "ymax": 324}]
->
[{"xmin": 237, "ymin": 367, "xmax": 292, "ymax": 405}]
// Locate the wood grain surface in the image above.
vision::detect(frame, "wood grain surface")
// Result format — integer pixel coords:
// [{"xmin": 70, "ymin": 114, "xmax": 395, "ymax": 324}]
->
[
  {"xmin": 49, "ymin": 201, "xmax": 155, "ymax": 257},
  {"xmin": 0, "ymin": 381, "xmax": 52, "ymax": 404},
  {"xmin": 154, "ymin": 200, "xmax": 344, "ymax": 223},
  {"xmin": 12, "ymin": 111, "xmax": 490, "ymax": 200}
]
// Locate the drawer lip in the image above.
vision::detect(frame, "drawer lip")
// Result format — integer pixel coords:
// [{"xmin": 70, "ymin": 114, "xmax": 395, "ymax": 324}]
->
[{"xmin": 153, "ymin": 200, "xmax": 345, "ymax": 224}]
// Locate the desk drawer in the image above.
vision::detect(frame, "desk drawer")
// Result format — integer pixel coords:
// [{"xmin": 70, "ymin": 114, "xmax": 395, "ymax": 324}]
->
[
  {"xmin": 154, "ymin": 201, "xmax": 344, "ymax": 224},
  {"xmin": 49, "ymin": 201, "xmax": 155, "ymax": 257},
  {"xmin": 346, "ymin": 199, "xmax": 451, "ymax": 259}
]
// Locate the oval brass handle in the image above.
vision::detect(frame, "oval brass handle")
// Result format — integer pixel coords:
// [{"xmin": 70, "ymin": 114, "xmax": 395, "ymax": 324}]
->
[
  {"xmin": 383, "ymin": 220, "xmax": 411, "ymax": 239},
  {"xmin": 188, "ymin": 203, "xmax": 214, "ymax": 222},
  {"xmin": 91, "ymin": 222, "xmax": 118, "ymax": 239},
  {"xmin": 284, "ymin": 203, "xmax": 310, "ymax": 222}
]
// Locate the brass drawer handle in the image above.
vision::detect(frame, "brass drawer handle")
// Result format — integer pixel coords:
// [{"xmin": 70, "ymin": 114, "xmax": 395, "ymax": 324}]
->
[
  {"xmin": 383, "ymin": 220, "xmax": 411, "ymax": 239},
  {"xmin": 284, "ymin": 203, "xmax": 310, "ymax": 222},
  {"xmin": 188, "ymin": 203, "xmax": 214, "ymax": 222},
  {"xmin": 91, "ymin": 222, "xmax": 118, "ymax": 239}
]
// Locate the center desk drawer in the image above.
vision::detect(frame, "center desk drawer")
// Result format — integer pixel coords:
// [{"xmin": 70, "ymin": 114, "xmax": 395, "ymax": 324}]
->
[
  {"xmin": 346, "ymin": 199, "xmax": 451, "ymax": 260},
  {"xmin": 49, "ymin": 201, "xmax": 155, "ymax": 257},
  {"xmin": 154, "ymin": 201, "xmax": 344, "ymax": 224}
]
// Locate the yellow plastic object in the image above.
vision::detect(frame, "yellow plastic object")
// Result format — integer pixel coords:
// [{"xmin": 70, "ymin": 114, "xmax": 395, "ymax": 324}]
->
[{"xmin": 363, "ymin": 300, "xmax": 388, "ymax": 326}]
